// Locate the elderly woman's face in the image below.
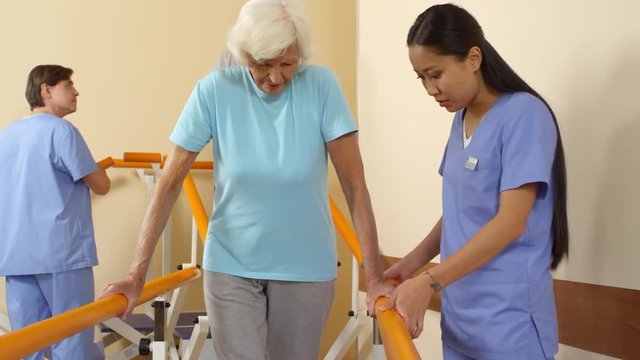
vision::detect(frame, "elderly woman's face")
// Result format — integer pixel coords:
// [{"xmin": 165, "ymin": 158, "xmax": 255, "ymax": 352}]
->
[{"xmin": 247, "ymin": 43, "xmax": 300, "ymax": 95}]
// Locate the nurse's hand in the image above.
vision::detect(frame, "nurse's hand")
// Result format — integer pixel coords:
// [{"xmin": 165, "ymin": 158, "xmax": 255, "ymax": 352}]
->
[
  {"xmin": 366, "ymin": 278, "xmax": 394, "ymax": 318},
  {"xmin": 379, "ymin": 273, "xmax": 432, "ymax": 339},
  {"xmin": 99, "ymin": 276, "xmax": 145, "ymax": 319},
  {"xmin": 383, "ymin": 257, "xmax": 416, "ymax": 284}
]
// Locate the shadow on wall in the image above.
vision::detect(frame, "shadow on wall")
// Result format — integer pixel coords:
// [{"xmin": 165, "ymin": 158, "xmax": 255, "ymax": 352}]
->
[{"xmin": 562, "ymin": 43, "xmax": 640, "ymax": 288}]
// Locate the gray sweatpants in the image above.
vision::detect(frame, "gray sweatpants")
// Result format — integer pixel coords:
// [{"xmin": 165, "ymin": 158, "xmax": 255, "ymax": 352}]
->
[{"xmin": 203, "ymin": 271, "xmax": 335, "ymax": 360}]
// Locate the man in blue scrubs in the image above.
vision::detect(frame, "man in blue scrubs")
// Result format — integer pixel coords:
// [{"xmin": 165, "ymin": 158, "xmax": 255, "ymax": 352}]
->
[{"xmin": 0, "ymin": 64, "xmax": 111, "ymax": 359}]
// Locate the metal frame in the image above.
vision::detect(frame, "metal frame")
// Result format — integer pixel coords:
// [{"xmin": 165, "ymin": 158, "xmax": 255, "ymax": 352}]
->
[
  {"xmin": 324, "ymin": 256, "xmax": 367, "ymax": 359},
  {"xmin": 178, "ymin": 315, "xmax": 210, "ymax": 360}
]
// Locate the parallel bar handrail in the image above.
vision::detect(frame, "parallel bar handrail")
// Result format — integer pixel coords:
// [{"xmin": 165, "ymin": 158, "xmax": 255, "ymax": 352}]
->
[
  {"xmin": 123, "ymin": 151, "xmax": 162, "ymax": 163},
  {"xmin": 0, "ymin": 267, "xmax": 201, "ymax": 360},
  {"xmin": 106, "ymin": 158, "xmax": 213, "ymax": 170},
  {"xmin": 375, "ymin": 297, "xmax": 421, "ymax": 359},
  {"xmin": 99, "ymin": 154, "xmax": 212, "ymax": 170},
  {"xmin": 329, "ymin": 197, "xmax": 363, "ymax": 264},
  {"xmin": 104, "ymin": 152, "xmax": 213, "ymax": 170},
  {"xmin": 183, "ymin": 172, "xmax": 209, "ymax": 243},
  {"xmin": 97, "ymin": 156, "xmax": 114, "ymax": 169}
]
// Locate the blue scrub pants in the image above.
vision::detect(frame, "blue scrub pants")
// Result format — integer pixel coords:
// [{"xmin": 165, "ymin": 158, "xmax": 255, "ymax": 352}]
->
[{"xmin": 5, "ymin": 267, "xmax": 103, "ymax": 360}]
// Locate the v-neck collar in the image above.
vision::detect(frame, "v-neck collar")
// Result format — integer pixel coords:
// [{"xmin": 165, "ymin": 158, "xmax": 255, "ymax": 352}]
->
[{"xmin": 458, "ymin": 93, "xmax": 507, "ymax": 151}]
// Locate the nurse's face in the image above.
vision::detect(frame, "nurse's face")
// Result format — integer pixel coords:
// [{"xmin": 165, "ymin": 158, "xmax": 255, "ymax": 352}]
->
[
  {"xmin": 247, "ymin": 43, "xmax": 300, "ymax": 96},
  {"xmin": 408, "ymin": 44, "xmax": 481, "ymax": 112},
  {"xmin": 42, "ymin": 78, "xmax": 79, "ymax": 118}
]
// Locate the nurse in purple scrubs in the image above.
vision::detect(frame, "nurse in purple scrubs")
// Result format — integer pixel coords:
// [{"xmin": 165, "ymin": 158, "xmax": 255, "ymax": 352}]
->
[{"xmin": 381, "ymin": 4, "xmax": 569, "ymax": 359}]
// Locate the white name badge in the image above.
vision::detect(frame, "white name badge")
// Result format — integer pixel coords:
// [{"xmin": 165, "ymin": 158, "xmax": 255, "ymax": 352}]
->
[{"xmin": 465, "ymin": 156, "xmax": 478, "ymax": 171}]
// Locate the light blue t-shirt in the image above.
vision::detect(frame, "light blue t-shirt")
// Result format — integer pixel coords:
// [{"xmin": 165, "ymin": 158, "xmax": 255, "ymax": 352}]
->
[
  {"xmin": 170, "ymin": 65, "xmax": 357, "ymax": 281},
  {"xmin": 438, "ymin": 92, "xmax": 559, "ymax": 358},
  {"xmin": 0, "ymin": 113, "xmax": 99, "ymax": 275}
]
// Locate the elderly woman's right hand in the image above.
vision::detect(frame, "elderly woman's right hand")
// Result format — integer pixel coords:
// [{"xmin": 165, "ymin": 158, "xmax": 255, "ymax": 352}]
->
[{"xmin": 99, "ymin": 276, "xmax": 145, "ymax": 319}]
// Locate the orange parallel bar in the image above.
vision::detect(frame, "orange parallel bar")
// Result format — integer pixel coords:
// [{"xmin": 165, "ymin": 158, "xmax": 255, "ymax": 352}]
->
[
  {"xmin": 182, "ymin": 173, "xmax": 209, "ymax": 243},
  {"xmin": 122, "ymin": 152, "xmax": 213, "ymax": 169},
  {"xmin": 123, "ymin": 152, "xmax": 162, "ymax": 163},
  {"xmin": 328, "ymin": 199, "xmax": 417, "ymax": 357},
  {"xmin": 191, "ymin": 161, "xmax": 214, "ymax": 170},
  {"xmin": 97, "ymin": 157, "xmax": 115, "ymax": 170},
  {"xmin": 136, "ymin": 266, "xmax": 201, "ymax": 304},
  {"xmin": 0, "ymin": 267, "xmax": 201, "ymax": 360},
  {"xmin": 375, "ymin": 297, "xmax": 421, "ymax": 360},
  {"xmin": 110, "ymin": 158, "xmax": 213, "ymax": 170},
  {"xmin": 329, "ymin": 197, "xmax": 363, "ymax": 264},
  {"xmin": 112, "ymin": 159, "xmax": 157, "ymax": 169}
]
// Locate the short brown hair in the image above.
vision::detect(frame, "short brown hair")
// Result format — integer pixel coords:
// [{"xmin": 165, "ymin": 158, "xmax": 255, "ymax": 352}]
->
[{"xmin": 25, "ymin": 65, "xmax": 74, "ymax": 110}]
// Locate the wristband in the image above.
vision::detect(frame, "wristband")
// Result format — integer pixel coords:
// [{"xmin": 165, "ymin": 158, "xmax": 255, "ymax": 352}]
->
[{"xmin": 424, "ymin": 270, "xmax": 442, "ymax": 292}]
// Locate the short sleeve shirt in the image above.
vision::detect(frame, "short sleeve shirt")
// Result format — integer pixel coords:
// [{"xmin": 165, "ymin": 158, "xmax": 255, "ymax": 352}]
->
[
  {"xmin": 438, "ymin": 92, "xmax": 559, "ymax": 358},
  {"xmin": 0, "ymin": 114, "xmax": 98, "ymax": 275},
  {"xmin": 170, "ymin": 65, "xmax": 357, "ymax": 281}
]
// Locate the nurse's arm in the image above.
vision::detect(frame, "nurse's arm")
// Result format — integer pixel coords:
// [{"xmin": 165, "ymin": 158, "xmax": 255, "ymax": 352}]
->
[
  {"xmin": 427, "ymin": 183, "xmax": 539, "ymax": 289},
  {"xmin": 327, "ymin": 132, "xmax": 392, "ymax": 314},
  {"xmin": 83, "ymin": 168, "xmax": 111, "ymax": 195},
  {"xmin": 384, "ymin": 217, "xmax": 442, "ymax": 282},
  {"xmin": 100, "ymin": 144, "xmax": 199, "ymax": 316}
]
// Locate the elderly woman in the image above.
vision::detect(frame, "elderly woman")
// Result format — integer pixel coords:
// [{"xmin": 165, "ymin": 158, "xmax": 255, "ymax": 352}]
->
[{"xmin": 102, "ymin": 0, "xmax": 390, "ymax": 358}]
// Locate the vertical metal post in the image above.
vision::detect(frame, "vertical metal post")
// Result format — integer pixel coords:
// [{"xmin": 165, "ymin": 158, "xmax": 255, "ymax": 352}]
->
[
  {"xmin": 191, "ymin": 218, "xmax": 198, "ymax": 265},
  {"xmin": 373, "ymin": 318, "xmax": 382, "ymax": 345},
  {"xmin": 152, "ymin": 299, "xmax": 168, "ymax": 359},
  {"xmin": 154, "ymin": 300, "xmax": 165, "ymax": 341},
  {"xmin": 372, "ymin": 318, "xmax": 386, "ymax": 359}
]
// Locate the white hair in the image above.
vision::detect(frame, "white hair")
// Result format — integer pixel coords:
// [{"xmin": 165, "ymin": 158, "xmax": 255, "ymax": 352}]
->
[{"xmin": 228, "ymin": 0, "xmax": 312, "ymax": 68}]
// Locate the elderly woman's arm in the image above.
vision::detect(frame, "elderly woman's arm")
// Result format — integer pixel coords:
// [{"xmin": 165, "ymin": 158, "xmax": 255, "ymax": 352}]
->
[
  {"xmin": 100, "ymin": 144, "xmax": 199, "ymax": 317},
  {"xmin": 327, "ymin": 132, "xmax": 392, "ymax": 315}
]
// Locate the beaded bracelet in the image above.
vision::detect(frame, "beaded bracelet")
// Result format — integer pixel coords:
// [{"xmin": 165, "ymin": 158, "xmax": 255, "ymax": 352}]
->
[{"xmin": 424, "ymin": 270, "xmax": 442, "ymax": 292}]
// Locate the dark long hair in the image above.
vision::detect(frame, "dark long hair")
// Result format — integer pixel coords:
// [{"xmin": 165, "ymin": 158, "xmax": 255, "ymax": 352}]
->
[{"xmin": 408, "ymin": 4, "xmax": 568, "ymax": 269}]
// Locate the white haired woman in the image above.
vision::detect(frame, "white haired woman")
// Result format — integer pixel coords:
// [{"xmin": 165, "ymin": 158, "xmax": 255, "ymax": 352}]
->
[{"xmin": 101, "ymin": 0, "xmax": 391, "ymax": 358}]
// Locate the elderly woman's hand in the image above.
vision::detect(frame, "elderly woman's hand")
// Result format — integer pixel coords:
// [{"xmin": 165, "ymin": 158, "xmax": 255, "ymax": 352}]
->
[
  {"xmin": 365, "ymin": 277, "xmax": 394, "ymax": 317},
  {"xmin": 99, "ymin": 275, "xmax": 145, "ymax": 320}
]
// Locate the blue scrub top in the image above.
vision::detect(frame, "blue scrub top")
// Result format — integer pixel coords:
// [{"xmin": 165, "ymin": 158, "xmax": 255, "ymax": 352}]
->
[
  {"xmin": 170, "ymin": 65, "xmax": 357, "ymax": 282},
  {"xmin": 438, "ymin": 92, "xmax": 558, "ymax": 359},
  {"xmin": 0, "ymin": 114, "xmax": 98, "ymax": 275}
]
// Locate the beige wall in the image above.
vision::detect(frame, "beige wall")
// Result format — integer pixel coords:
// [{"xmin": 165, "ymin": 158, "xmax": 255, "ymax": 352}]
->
[
  {"xmin": 0, "ymin": 0, "xmax": 358, "ymax": 357},
  {"xmin": 358, "ymin": 0, "xmax": 640, "ymax": 359}
]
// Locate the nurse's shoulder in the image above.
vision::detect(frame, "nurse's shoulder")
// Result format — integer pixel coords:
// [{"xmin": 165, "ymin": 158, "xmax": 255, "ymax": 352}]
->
[
  {"xmin": 503, "ymin": 92, "xmax": 555, "ymax": 132},
  {"xmin": 3, "ymin": 113, "xmax": 76, "ymax": 140}
]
